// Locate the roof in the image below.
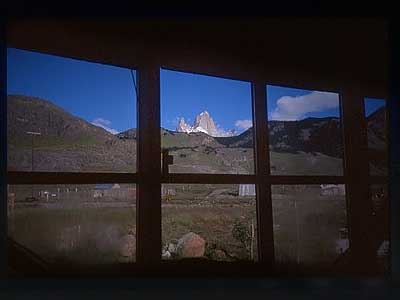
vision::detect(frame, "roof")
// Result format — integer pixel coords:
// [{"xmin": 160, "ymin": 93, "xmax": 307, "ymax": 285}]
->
[{"xmin": 94, "ymin": 184, "xmax": 115, "ymax": 190}]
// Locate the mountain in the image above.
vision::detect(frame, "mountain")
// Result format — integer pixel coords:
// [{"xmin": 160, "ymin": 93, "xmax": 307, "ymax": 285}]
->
[
  {"xmin": 117, "ymin": 128, "xmax": 137, "ymax": 140},
  {"xmin": 367, "ymin": 106, "xmax": 386, "ymax": 150},
  {"xmin": 366, "ymin": 107, "xmax": 387, "ymax": 175},
  {"xmin": 7, "ymin": 95, "xmax": 137, "ymax": 172},
  {"xmin": 176, "ymin": 111, "xmax": 235, "ymax": 137},
  {"xmin": 268, "ymin": 117, "xmax": 343, "ymax": 158},
  {"xmin": 216, "ymin": 117, "xmax": 343, "ymax": 158},
  {"xmin": 7, "ymin": 95, "xmax": 386, "ymax": 175}
]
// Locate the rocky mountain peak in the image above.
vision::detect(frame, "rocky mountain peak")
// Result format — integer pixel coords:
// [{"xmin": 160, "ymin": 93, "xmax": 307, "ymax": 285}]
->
[
  {"xmin": 194, "ymin": 110, "xmax": 217, "ymax": 135},
  {"xmin": 176, "ymin": 110, "xmax": 219, "ymax": 136},
  {"xmin": 177, "ymin": 118, "xmax": 192, "ymax": 133}
]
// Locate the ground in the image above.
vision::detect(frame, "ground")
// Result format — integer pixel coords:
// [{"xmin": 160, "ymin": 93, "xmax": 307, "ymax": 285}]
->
[{"xmin": 8, "ymin": 184, "xmax": 348, "ymax": 270}]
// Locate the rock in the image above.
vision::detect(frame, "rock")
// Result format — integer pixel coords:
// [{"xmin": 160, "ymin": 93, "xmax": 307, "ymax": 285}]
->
[
  {"xmin": 176, "ymin": 232, "xmax": 205, "ymax": 258},
  {"xmin": 119, "ymin": 234, "xmax": 136, "ymax": 258},
  {"xmin": 162, "ymin": 250, "xmax": 171, "ymax": 259},
  {"xmin": 168, "ymin": 243, "xmax": 177, "ymax": 254}
]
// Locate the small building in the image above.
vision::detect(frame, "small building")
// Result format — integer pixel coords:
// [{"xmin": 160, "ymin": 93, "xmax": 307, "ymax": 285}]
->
[
  {"xmin": 239, "ymin": 184, "xmax": 256, "ymax": 196},
  {"xmin": 320, "ymin": 184, "xmax": 345, "ymax": 196},
  {"xmin": 93, "ymin": 183, "xmax": 121, "ymax": 198}
]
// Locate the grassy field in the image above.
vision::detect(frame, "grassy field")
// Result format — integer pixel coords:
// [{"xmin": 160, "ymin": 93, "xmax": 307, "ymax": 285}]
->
[
  {"xmin": 9, "ymin": 206, "xmax": 136, "ymax": 265},
  {"xmin": 271, "ymin": 185, "xmax": 348, "ymax": 266},
  {"xmin": 162, "ymin": 184, "xmax": 257, "ymax": 260},
  {"xmin": 8, "ymin": 184, "xmax": 347, "ymax": 269}
]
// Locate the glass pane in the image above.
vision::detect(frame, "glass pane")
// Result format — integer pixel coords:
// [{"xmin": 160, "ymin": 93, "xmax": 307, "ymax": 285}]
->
[
  {"xmin": 370, "ymin": 184, "xmax": 389, "ymax": 274},
  {"xmin": 161, "ymin": 184, "xmax": 257, "ymax": 261},
  {"xmin": 7, "ymin": 48, "xmax": 137, "ymax": 172},
  {"xmin": 161, "ymin": 69, "xmax": 254, "ymax": 174},
  {"xmin": 272, "ymin": 184, "xmax": 348, "ymax": 271},
  {"xmin": 267, "ymin": 85, "xmax": 343, "ymax": 175},
  {"xmin": 8, "ymin": 184, "xmax": 136, "ymax": 268},
  {"xmin": 364, "ymin": 98, "xmax": 387, "ymax": 176}
]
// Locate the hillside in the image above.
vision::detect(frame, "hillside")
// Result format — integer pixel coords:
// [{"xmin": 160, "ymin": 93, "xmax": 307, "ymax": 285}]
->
[
  {"xmin": 366, "ymin": 107, "xmax": 387, "ymax": 175},
  {"xmin": 7, "ymin": 95, "xmax": 137, "ymax": 172},
  {"xmin": 7, "ymin": 95, "xmax": 384, "ymax": 175}
]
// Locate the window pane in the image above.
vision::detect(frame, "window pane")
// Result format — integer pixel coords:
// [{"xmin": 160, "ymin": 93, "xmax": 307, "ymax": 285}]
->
[
  {"xmin": 272, "ymin": 184, "xmax": 348, "ymax": 271},
  {"xmin": 161, "ymin": 184, "xmax": 257, "ymax": 261},
  {"xmin": 267, "ymin": 85, "xmax": 343, "ymax": 175},
  {"xmin": 161, "ymin": 69, "xmax": 254, "ymax": 174},
  {"xmin": 364, "ymin": 98, "xmax": 387, "ymax": 176},
  {"xmin": 8, "ymin": 184, "xmax": 136, "ymax": 268},
  {"xmin": 370, "ymin": 184, "xmax": 389, "ymax": 274},
  {"xmin": 7, "ymin": 48, "xmax": 137, "ymax": 172}
]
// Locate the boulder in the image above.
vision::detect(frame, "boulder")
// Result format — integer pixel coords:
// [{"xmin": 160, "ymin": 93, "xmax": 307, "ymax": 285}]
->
[{"xmin": 176, "ymin": 232, "xmax": 205, "ymax": 258}]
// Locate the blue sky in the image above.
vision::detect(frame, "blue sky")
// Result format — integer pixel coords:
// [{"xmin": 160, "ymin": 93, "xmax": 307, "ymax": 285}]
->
[
  {"xmin": 8, "ymin": 47, "xmax": 384, "ymax": 136},
  {"xmin": 364, "ymin": 98, "xmax": 386, "ymax": 117},
  {"xmin": 7, "ymin": 47, "xmax": 137, "ymax": 134},
  {"xmin": 266, "ymin": 85, "xmax": 341, "ymax": 121},
  {"xmin": 161, "ymin": 69, "xmax": 252, "ymax": 134}
]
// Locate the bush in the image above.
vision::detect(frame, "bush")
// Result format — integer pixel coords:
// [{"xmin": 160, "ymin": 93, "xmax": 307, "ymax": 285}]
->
[{"xmin": 232, "ymin": 218, "xmax": 254, "ymax": 259}]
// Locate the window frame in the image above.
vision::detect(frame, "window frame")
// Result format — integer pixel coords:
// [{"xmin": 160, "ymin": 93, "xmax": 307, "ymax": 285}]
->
[{"xmin": 4, "ymin": 48, "xmax": 389, "ymax": 277}]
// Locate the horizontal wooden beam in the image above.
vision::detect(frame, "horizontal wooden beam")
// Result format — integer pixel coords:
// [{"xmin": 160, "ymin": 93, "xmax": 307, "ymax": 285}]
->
[
  {"xmin": 7, "ymin": 172, "xmax": 137, "ymax": 185},
  {"xmin": 163, "ymin": 174, "xmax": 347, "ymax": 185},
  {"xmin": 7, "ymin": 172, "xmax": 351, "ymax": 186},
  {"xmin": 162, "ymin": 174, "xmax": 256, "ymax": 184}
]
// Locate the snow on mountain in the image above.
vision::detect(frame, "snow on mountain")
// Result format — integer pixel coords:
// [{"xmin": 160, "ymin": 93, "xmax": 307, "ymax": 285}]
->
[
  {"xmin": 177, "ymin": 118, "xmax": 192, "ymax": 133},
  {"xmin": 176, "ymin": 110, "xmax": 235, "ymax": 137}
]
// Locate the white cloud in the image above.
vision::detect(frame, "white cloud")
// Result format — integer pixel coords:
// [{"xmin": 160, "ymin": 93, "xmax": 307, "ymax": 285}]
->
[
  {"xmin": 91, "ymin": 118, "xmax": 119, "ymax": 134},
  {"xmin": 270, "ymin": 91, "xmax": 339, "ymax": 121},
  {"xmin": 235, "ymin": 119, "xmax": 253, "ymax": 130}
]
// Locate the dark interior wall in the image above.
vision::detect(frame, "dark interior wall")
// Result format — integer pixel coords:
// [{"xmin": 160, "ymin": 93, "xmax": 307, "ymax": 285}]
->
[
  {"xmin": 6, "ymin": 18, "xmax": 388, "ymax": 97},
  {"xmin": 2, "ymin": 17, "xmax": 398, "ymax": 298}
]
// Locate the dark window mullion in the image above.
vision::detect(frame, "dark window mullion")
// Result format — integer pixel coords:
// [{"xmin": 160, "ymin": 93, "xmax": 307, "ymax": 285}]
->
[
  {"xmin": 342, "ymin": 87, "xmax": 376, "ymax": 274},
  {"xmin": 252, "ymin": 81, "xmax": 274, "ymax": 266},
  {"xmin": 136, "ymin": 64, "xmax": 161, "ymax": 265}
]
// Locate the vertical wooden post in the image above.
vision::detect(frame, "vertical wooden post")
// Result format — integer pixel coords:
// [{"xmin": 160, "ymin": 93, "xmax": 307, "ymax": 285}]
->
[
  {"xmin": 136, "ymin": 64, "xmax": 161, "ymax": 265},
  {"xmin": 252, "ymin": 81, "xmax": 275, "ymax": 267},
  {"xmin": 341, "ymin": 87, "xmax": 376, "ymax": 274}
]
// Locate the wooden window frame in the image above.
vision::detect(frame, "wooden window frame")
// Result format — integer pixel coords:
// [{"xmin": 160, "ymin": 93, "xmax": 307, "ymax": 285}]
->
[{"xmin": 4, "ymin": 51, "xmax": 389, "ymax": 277}]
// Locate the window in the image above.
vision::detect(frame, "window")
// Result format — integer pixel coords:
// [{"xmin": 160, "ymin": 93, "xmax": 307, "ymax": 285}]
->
[
  {"xmin": 364, "ymin": 98, "xmax": 387, "ymax": 176},
  {"xmin": 5, "ymin": 47, "xmax": 389, "ymax": 277},
  {"xmin": 272, "ymin": 184, "xmax": 347, "ymax": 270},
  {"xmin": 7, "ymin": 48, "xmax": 137, "ymax": 173},
  {"xmin": 266, "ymin": 85, "xmax": 343, "ymax": 175},
  {"xmin": 370, "ymin": 184, "xmax": 389, "ymax": 274},
  {"xmin": 362, "ymin": 97, "xmax": 389, "ymax": 274},
  {"xmin": 7, "ymin": 48, "xmax": 138, "ymax": 271},
  {"xmin": 160, "ymin": 69, "xmax": 254, "ymax": 174},
  {"xmin": 8, "ymin": 184, "xmax": 136, "ymax": 265},
  {"xmin": 161, "ymin": 184, "xmax": 257, "ymax": 261}
]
